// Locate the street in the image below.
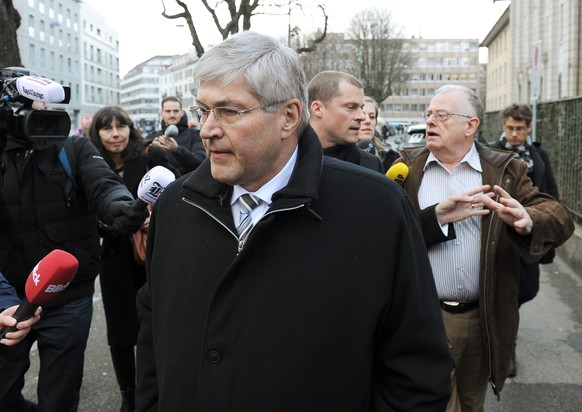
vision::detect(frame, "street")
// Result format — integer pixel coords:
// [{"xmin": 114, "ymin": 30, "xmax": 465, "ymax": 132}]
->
[{"xmin": 22, "ymin": 252, "xmax": 582, "ymax": 411}]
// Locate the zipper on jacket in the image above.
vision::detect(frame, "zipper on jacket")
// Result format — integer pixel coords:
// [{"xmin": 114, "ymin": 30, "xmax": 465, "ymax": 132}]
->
[{"xmin": 182, "ymin": 197, "xmax": 308, "ymax": 254}]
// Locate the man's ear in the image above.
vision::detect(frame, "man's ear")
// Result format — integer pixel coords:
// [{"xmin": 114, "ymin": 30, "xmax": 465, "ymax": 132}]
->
[
  {"xmin": 467, "ymin": 117, "xmax": 480, "ymax": 136},
  {"xmin": 281, "ymin": 99, "xmax": 302, "ymax": 137},
  {"xmin": 309, "ymin": 100, "xmax": 324, "ymax": 119}
]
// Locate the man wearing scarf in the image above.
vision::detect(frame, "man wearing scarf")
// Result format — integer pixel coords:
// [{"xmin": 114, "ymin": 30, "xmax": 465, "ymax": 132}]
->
[{"xmin": 494, "ymin": 103, "xmax": 560, "ymax": 377}]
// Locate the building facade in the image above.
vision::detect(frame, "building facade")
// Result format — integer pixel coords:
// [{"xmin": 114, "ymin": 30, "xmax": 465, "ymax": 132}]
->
[
  {"xmin": 480, "ymin": 7, "xmax": 511, "ymax": 112},
  {"xmin": 120, "ymin": 56, "xmax": 172, "ymax": 135},
  {"xmin": 13, "ymin": 0, "xmax": 120, "ymax": 131},
  {"xmin": 381, "ymin": 37, "xmax": 483, "ymax": 123}
]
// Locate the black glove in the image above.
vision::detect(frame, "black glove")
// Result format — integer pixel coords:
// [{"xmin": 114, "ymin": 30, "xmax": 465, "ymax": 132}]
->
[{"xmin": 108, "ymin": 201, "xmax": 149, "ymax": 235}]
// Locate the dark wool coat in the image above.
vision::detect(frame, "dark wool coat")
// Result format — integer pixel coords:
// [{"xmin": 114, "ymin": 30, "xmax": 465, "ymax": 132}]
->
[
  {"xmin": 0, "ymin": 136, "xmax": 133, "ymax": 307},
  {"xmin": 136, "ymin": 126, "xmax": 453, "ymax": 412},
  {"xmin": 398, "ymin": 142, "xmax": 574, "ymax": 395}
]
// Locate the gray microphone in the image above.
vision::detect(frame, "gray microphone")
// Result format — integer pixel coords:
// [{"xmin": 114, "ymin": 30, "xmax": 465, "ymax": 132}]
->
[{"xmin": 164, "ymin": 124, "xmax": 179, "ymax": 138}]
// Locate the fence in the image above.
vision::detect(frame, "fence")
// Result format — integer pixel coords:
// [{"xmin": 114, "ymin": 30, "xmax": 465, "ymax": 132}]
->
[{"xmin": 482, "ymin": 97, "xmax": 582, "ymax": 223}]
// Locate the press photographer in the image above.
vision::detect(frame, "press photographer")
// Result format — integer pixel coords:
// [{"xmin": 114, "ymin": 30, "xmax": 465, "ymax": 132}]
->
[{"xmin": 0, "ymin": 67, "xmax": 148, "ymax": 412}]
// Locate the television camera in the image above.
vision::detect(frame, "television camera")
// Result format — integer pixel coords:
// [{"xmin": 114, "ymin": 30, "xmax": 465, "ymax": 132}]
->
[{"xmin": 0, "ymin": 67, "xmax": 71, "ymax": 143}]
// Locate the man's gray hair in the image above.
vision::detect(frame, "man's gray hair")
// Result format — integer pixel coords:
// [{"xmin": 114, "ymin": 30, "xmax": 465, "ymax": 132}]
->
[
  {"xmin": 193, "ymin": 31, "xmax": 309, "ymax": 132},
  {"xmin": 434, "ymin": 85, "xmax": 484, "ymax": 124}
]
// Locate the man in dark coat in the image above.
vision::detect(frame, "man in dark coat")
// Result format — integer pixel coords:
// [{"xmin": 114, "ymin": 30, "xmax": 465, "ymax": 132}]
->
[
  {"xmin": 136, "ymin": 31, "xmax": 452, "ymax": 412},
  {"xmin": 148, "ymin": 96, "xmax": 206, "ymax": 175},
  {"xmin": 0, "ymin": 128, "xmax": 148, "ymax": 411},
  {"xmin": 308, "ymin": 71, "xmax": 385, "ymax": 173}
]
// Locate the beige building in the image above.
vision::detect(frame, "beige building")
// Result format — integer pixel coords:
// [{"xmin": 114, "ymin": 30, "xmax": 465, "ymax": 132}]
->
[
  {"xmin": 482, "ymin": 0, "xmax": 582, "ymax": 106},
  {"xmin": 481, "ymin": 7, "xmax": 511, "ymax": 112},
  {"xmin": 381, "ymin": 37, "xmax": 483, "ymax": 123}
]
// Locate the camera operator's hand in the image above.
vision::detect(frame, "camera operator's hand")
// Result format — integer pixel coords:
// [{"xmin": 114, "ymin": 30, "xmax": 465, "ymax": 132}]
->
[{"xmin": 108, "ymin": 201, "xmax": 149, "ymax": 235}]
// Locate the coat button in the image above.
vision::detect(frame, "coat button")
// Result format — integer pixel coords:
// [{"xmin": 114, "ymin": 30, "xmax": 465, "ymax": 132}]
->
[{"xmin": 207, "ymin": 350, "xmax": 222, "ymax": 364}]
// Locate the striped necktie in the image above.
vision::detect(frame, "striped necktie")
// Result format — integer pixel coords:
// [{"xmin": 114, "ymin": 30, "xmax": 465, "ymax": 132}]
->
[{"xmin": 236, "ymin": 193, "xmax": 260, "ymax": 242}]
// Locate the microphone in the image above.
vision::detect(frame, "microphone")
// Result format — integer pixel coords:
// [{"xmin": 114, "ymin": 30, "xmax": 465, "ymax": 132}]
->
[
  {"xmin": 14, "ymin": 76, "xmax": 67, "ymax": 103},
  {"xmin": 386, "ymin": 163, "xmax": 409, "ymax": 184},
  {"xmin": 132, "ymin": 166, "xmax": 176, "ymax": 212},
  {"xmin": 0, "ymin": 249, "xmax": 78, "ymax": 339},
  {"xmin": 164, "ymin": 124, "xmax": 179, "ymax": 138}
]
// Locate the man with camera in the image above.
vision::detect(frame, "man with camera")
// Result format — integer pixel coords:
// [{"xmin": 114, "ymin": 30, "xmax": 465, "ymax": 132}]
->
[{"xmin": 0, "ymin": 67, "xmax": 148, "ymax": 412}]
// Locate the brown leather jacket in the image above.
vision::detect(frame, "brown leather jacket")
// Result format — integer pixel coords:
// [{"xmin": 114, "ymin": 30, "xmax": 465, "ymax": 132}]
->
[{"xmin": 399, "ymin": 142, "xmax": 574, "ymax": 396}]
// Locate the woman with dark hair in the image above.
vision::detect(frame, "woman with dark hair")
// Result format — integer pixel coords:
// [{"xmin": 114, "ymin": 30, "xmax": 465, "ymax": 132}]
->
[{"xmin": 88, "ymin": 106, "xmax": 177, "ymax": 412}]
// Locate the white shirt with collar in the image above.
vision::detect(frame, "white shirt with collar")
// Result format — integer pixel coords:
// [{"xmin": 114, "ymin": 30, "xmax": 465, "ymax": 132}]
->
[
  {"xmin": 418, "ymin": 143, "xmax": 483, "ymax": 302},
  {"xmin": 230, "ymin": 145, "xmax": 298, "ymax": 228}
]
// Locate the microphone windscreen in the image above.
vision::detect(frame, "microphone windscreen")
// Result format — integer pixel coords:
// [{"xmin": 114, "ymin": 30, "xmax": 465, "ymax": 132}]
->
[
  {"xmin": 136, "ymin": 166, "xmax": 176, "ymax": 205},
  {"xmin": 16, "ymin": 76, "xmax": 66, "ymax": 103},
  {"xmin": 386, "ymin": 163, "xmax": 409, "ymax": 184},
  {"xmin": 165, "ymin": 124, "xmax": 179, "ymax": 137},
  {"xmin": 24, "ymin": 249, "xmax": 79, "ymax": 305}
]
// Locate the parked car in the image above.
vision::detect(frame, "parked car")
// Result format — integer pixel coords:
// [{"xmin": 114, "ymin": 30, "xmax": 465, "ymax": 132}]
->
[{"xmin": 398, "ymin": 123, "xmax": 426, "ymax": 151}]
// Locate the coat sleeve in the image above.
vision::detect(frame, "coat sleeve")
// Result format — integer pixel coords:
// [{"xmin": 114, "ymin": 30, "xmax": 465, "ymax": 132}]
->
[
  {"xmin": 72, "ymin": 136, "xmax": 134, "ymax": 222},
  {"xmin": 0, "ymin": 272, "xmax": 20, "ymax": 311},
  {"xmin": 373, "ymin": 194, "xmax": 452, "ymax": 411},
  {"xmin": 505, "ymin": 160, "xmax": 574, "ymax": 261}
]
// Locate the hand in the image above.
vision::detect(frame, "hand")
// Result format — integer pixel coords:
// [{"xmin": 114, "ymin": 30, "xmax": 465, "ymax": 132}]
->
[
  {"xmin": 0, "ymin": 306, "xmax": 41, "ymax": 346},
  {"xmin": 435, "ymin": 185, "xmax": 493, "ymax": 224},
  {"xmin": 108, "ymin": 201, "xmax": 149, "ymax": 235},
  {"xmin": 479, "ymin": 185, "xmax": 533, "ymax": 235},
  {"xmin": 152, "ymin": 136, "xmax": 178, "ymax": 152}
]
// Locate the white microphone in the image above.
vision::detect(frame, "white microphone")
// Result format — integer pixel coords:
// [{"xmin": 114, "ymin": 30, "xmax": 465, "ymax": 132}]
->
[
  {"xmin": 164, "ymin": 124, "xmax": 179, "ymax": 138},
  {"xmin": 14, "ymin": 76, "xmax": 66, "ymax": 103},
  {"xmin": 132, "ymin": 166, "xmax": 176, "ymax": 212}
]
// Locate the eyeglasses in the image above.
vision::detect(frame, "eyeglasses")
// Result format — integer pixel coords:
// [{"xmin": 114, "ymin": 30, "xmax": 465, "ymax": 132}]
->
[
  {"xmin": 504, "ymin": 126, "xmax": 527, "ymax": 134},
  {"xmin": 424, "ymin": 111, "xmax": 474, "ymax": 122},
  {"xmin": 189, "ymin": 101, "xmax": 284, "ymax": 126}
]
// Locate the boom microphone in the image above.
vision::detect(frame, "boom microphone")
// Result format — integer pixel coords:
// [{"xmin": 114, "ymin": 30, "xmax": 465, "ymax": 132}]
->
[
  {"xmin": 0, "ymin": 249, "xmax": 78, "ymax": 339},
  {"xmin": 132, "ymin": 166, "xmax": 176, "ymax": 212},
  {"xmin": 164, "ymin": 124, "xmax": 179, "ymax": 138},
  {"xmin": 386, "ymin": 163, "xmax": 409, "ymax": 184}
]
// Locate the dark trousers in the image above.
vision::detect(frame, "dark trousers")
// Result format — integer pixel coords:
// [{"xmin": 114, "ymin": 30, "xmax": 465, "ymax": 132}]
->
[{"xmin": 0, "ymin": 297, "xmax": 93, "ymax": 412}]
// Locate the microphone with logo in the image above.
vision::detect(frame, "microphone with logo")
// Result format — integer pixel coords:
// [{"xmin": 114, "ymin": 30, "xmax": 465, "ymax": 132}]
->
[
  {"xmin": 386, "ymin": 163, "xmax": 409, "ymax": 185},
  {"xmin": 0, "ymin": 249, "xmax": 79, "ymax": 339},
  {"xmin": 131, "ymin": 166, "xmax": 176, "ymax": 212}
]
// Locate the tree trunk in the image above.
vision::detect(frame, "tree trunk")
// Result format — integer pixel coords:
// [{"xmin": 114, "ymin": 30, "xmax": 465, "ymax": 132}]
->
[{"xmin": 0, "ymin": 0, "xmax": 22, "ymax": 69}]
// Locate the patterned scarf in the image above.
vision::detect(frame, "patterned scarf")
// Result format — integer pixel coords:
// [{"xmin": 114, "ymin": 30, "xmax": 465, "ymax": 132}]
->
[{"xmin": 499, "ymin": 134, "xmax": 534, "ymax": 173}]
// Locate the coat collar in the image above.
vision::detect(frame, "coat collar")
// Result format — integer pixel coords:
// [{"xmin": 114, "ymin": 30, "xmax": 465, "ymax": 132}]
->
[{"xmin": 180, "ymin": 125, "xmax": 323, "ymax": 211}]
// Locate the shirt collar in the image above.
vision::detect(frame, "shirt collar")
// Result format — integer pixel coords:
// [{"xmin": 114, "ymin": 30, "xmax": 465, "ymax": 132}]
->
[
  {"xmin": 424, "ymin": 142, "xmax": 482, "ymax": 173},
  {"xmin": 231, "ymin": 145, "xmax": 299, "ymax": 206}
]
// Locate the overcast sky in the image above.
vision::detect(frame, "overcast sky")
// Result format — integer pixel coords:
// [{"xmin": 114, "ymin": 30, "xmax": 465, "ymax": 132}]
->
[{"xmin": 84, "ymin": 0, "xmax": 510, "ymax": 77}]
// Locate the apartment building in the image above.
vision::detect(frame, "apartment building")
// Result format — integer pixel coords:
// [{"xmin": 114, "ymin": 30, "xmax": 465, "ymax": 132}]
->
[
  {"xmin": 381, "ymin": 37, "xmax": 483, "ymax": 123},
  {"xmin": 120, "ymin": 56, "xmax": 172, "ymax": 134},
  {"xmin": 13, "ymin": 0, "xmax": 120, "ymax": 130}
]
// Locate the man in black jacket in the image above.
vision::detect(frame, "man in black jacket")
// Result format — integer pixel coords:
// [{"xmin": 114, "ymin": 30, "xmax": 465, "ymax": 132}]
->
[
  {"xmin": 136, "ymin": 31, "xmax": 451, "ymax": 412},
  {"xmin": 148, "ymin": 96, "xmax": 206, "ymax": 175},
  {"xmin": 308, "ymin": 71, "xmax": 385, "ymax": 173},
  {"xmin": 0, "ymin": 127, "xmax": 148, "ymax": 411}
]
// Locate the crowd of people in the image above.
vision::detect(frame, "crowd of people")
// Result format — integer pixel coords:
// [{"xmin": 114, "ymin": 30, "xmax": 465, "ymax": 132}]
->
[{"xmin": 0, "ymin": 30, "xmax": 575, "ymax": 412}]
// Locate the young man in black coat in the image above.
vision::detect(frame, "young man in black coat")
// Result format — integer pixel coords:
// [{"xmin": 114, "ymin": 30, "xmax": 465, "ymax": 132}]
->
[
  {"xmin": 148, "ymin": 96, "xmax": 206, "ymax": 175},
  {"xmin": 308, "ymin": 71, "xmax": 385, "ymax": 174},
  {"xmin": 136, "ymin": 31, "xmax": 452, "ymax": 412}
]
